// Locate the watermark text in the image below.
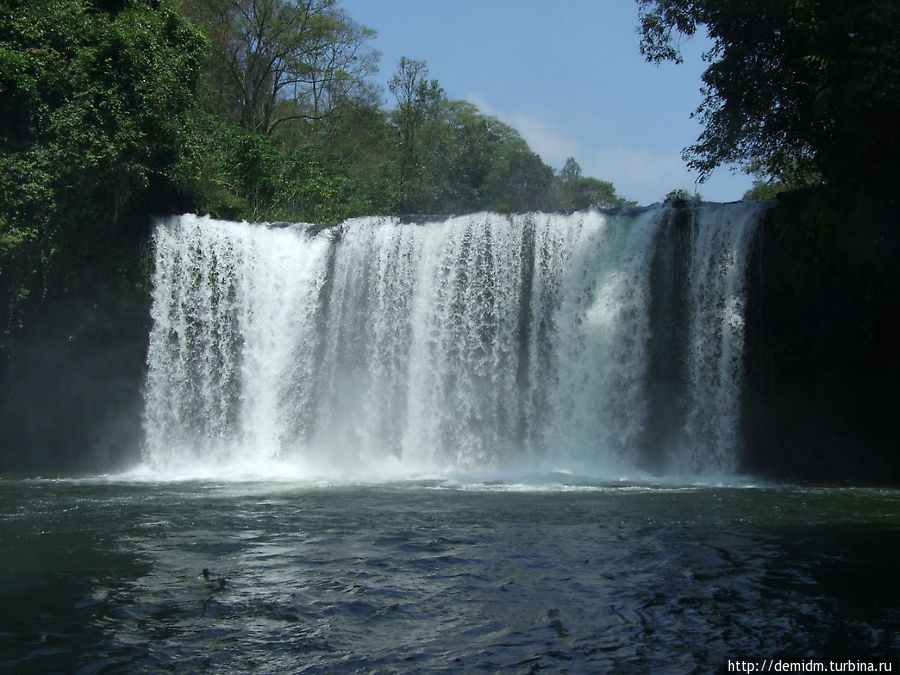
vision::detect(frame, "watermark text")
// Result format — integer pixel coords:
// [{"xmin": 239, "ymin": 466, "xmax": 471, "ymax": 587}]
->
[{"xmin": 727, "ymin": 660, "xmax": 893, "ymax": 673}]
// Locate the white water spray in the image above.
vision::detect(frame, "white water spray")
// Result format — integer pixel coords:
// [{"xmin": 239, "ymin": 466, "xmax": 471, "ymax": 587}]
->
[{"xmin": 141, "ymin": 205, "xmax": 764, "ymax": 480}]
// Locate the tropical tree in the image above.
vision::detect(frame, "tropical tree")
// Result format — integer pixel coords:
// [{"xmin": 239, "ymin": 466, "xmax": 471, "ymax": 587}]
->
[
  {"xmin": 556, "ymin": 157, "xmax": 632, "ymax": 209},
  {"xmin": 1, "ymin": 0, "xmax": 207, "ymax": 353},
  {"xmin": 636, "ymin": 0, "xmax": 899, "ymax": 193},
  {"xmin": 385, "ymin": 60, "xmax": 571, "ymax": 214},
  {"xmin": 559, "ymin": 157, "xmax": 582, "ymax": 185},
  {"xmin": 480, "ymin": 132, "xmax": 554, "ymax": 212},
  {"xmin": 180, "ymin": 0, "xmax": 377, "ymax": 135},
  {"xmin": 663, "ymin": 188, "xmax": 701, "ymax": 203},
  {"xmin": 388, "ymin": 57, "xmax": 444, "ymax": 211}
]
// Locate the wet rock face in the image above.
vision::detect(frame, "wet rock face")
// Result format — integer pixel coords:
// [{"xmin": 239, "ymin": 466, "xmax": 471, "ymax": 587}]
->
[{"xmin": 741, "ymin": 191, "xmax": 900, "ymax": 484}]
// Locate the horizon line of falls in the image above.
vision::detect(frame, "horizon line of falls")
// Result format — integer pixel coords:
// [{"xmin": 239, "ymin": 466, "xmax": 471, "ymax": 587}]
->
[{"xmin": 142, "ymin": 204, "xmax": 765, "ymax": 480}]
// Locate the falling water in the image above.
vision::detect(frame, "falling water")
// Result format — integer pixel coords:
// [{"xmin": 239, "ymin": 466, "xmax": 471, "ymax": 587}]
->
[{"xmin": 142, "ymin": 204, "xmax": 764, "ymax": 480}]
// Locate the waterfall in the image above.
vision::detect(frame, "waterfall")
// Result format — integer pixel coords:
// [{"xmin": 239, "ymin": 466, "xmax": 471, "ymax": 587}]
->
[{"xmin": 142, "ymin": 204, "xmax": 764, "ymax": 480}]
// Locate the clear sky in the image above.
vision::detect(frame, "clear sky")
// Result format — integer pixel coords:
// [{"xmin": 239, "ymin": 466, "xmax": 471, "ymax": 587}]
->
[{"xmin": 338, "ymin": 0, "xmax": 755, "ymax": 206}]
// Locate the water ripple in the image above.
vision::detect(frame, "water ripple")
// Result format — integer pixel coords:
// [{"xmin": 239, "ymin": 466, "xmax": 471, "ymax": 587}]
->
[{"xmin": 0, "ymin": 481, "xmax": 897, "ymax": 672}]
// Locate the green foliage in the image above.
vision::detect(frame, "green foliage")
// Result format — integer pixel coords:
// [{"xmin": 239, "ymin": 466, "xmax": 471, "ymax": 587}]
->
[
  {"xmin": 554, "ymin": 157, "xmax": 634, "ymax": 210},
  {"xmin": 0, "ymin": 0, "xmax": 207, "ymax": 353},
  {"xmin": 664, "ymin": 188, "xmax": 701, "ymax": 203},
  {"xmin": 743, "ymin": 180, "xmax": 789, "ymax": 202},
  {"xmin": 388, "ymin": 57, "xmax": 445, "ymax": 211},
  {"xmin": 180, "ymin": 0, "xmax": 378, "ymax": 135},
  {"xmin": 637, "ymin": 0, "xmax": 899, "ymax": 194}
]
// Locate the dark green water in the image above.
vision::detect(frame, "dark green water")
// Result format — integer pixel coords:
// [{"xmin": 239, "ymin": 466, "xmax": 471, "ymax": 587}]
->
[{"xmin": 1, "ymin": 478, "xmax": 897, "ymax": 673}]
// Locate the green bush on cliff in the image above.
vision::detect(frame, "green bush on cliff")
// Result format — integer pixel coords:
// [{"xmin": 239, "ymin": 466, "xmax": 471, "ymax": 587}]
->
[{"xmin": 0, "ymin": 0, "xmax": 207, "ymax": 354}]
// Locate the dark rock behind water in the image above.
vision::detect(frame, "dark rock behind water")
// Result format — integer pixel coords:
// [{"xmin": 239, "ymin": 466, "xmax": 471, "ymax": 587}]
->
[{"xmin": 742, "ymin": 190, "xmax": 900, "ymax": 483}]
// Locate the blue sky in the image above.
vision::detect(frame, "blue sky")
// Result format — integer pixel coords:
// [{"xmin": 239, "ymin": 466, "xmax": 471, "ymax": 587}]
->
[{"xmin": 339, "ymin": 0, "xmax": 755, "ymax": 205}]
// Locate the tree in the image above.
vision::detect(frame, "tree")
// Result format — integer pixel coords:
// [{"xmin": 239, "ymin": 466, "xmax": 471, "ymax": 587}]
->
[
  {"xmin": 439, "ymin": 102, "xmax": 560, "ymax": 213},
  {"xmin": 0, "ymin": 0, "xmax": 206, "ymax": 355},
  {"xmin": 742, "ymin": 179, "xmax": 789, "ymax": 201},
  {"xmin": 555, "ymin": 157, "xmax": 633, "ymax": 209},
  {"xmin": 180, "ymin": 0, "xmax": 377, "ymax": 135},
  {"xmin": 572, "ymin": 177, "xmax": 630, "ymax": 209},
  {"xmin": 388, "ymin": 57, "xmax": 444, "ymax": 211},
  {"xmin": 319, "ymin": 92, "xmax": 396, "ymax": 215},
  {"xmin": 664, "ymin": 188, "xmax": 701, "ymax": 203},
  {"xmin": 480, "ymin": 131, "xmax": 554, "ymax": 212},
  {"xmin": 636, "ymin": 0, "xmax": 900, "ymax": 193},
  {"xmin": 559, "ymin": 157, "xmax": 582, "ymax": 184}
]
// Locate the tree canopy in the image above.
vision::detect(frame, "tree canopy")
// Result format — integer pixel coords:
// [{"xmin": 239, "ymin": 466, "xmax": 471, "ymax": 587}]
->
[
  {"xmin": 1, "ymin": 0, "xmax": 207, "ymax": 350},
  {"xmin": 179, "ymin": 0, "xmax": 377, "ymax": 135},
  {"xmin": 637, "ymin": 0, "xmax": 899, "ymax": 194}
]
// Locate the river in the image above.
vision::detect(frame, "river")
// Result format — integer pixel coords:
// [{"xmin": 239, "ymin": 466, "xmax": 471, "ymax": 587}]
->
[{"xmin": 2, "ymin": 477, "xmax": 897, "ymax": 672}]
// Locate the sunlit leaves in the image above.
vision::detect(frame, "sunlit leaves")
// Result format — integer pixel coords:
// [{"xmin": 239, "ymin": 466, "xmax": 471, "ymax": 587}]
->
[
  {"xmin": 636, "ymin": 0, "xmax": 899, "ymax": 193},
  {"xmin": 0, "ymin": 0, "xmax": 207, "ymax": 346}
]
